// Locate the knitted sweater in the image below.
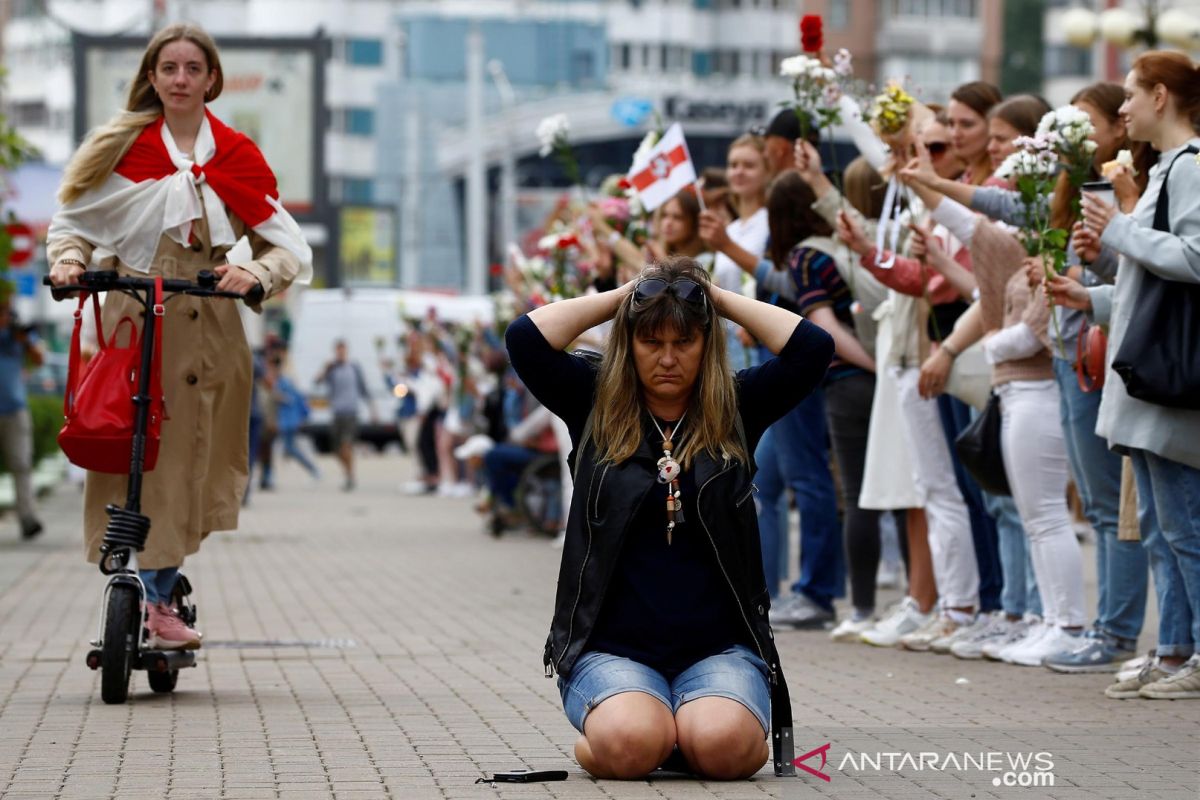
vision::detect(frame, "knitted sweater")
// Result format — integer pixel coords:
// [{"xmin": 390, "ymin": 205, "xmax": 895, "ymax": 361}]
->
[{"xmin": 933, "ymin": 200, "xmax": 1054, "ymax": 386}]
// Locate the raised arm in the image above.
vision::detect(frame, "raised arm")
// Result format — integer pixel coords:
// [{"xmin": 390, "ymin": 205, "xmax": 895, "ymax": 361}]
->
[
  {"xmin": 526, "ymin": 280, "xmax": 635, "ymax": 349},
  {"xmin": 711, "ymin": 286, "xmax": 802, "ymax": 354}
]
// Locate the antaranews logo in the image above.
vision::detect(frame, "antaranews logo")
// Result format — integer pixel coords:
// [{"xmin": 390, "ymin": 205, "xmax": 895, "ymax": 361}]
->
[{"xmin": 794, "ymin": 744, "xmax": 1056, "ymax": 789}]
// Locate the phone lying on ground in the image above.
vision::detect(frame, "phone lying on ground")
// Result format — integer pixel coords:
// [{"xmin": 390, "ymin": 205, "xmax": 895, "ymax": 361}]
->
[{"xmin": 479, "ymin": 769, "xmax": 568, "ymax": 783}]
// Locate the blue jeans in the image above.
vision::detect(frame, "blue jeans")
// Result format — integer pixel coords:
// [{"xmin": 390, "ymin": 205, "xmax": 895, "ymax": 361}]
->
[
  {"xmin": 281, "ymin": 428, "xmax": 319, "ymax": 477},
  {"xmin": 483, "ymin": 443, "xmax": 538, "ymax": 509},
  {"xmin": 754, "ymin": 383, "xmax": 843, "ymax": 609},
  {"xmin": 559, "ymin": 645, "xmax": 771, "ymax": 735},
  {"xmin": 1053, "ymin": 359, "xmax": 1147, "ymax": 646},
  {"xmin": 140, "ymin": 567, "xmax": 180, "ymax": 605},
  {"xmin": 938, "ymin": 395, "xmax": 1003, "ymax": 613},
  {"xmin": 1129, "ymin": 449, "xmax": 1200, "ymax": 658},
  {"xmin": 985, "ymin": 491, "xmax": 1042, "ymax": 619}
]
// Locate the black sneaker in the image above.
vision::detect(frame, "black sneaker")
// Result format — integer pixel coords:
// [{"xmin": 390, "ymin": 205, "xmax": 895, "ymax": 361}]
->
[{"xmin": 20, "ymin": 517, "xmax": 43, "ymax": 540}]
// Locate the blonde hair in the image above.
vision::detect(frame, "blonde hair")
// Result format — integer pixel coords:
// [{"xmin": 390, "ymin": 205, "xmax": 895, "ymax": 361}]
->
[
  {"xmin": 59, "ymin": 24, "xmax": 223, "ymax": 205},
  {"xmin": 591, "ymin": 258, "xmax": 746, "ymax": 470},
  {"xmin": 726, "ymin": 133, "xmax": 768, "ymax": 219}
]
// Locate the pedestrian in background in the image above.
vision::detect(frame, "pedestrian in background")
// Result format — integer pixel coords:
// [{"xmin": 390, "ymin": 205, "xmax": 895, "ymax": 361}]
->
[
  {"xmin": 0, "ymin": 297, "xmax": 45, "ymax": 540},
  {"xmin": 319, "ymin": 339, "xmax": 373, "ymax": 491}
]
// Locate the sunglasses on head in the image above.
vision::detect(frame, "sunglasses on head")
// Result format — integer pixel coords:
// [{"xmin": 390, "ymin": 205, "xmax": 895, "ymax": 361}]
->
[
  {"xmin": 633, "ymin": 277, "xmax": 709, "ymax": 309},
  {"xmin": 926, "ymin": 141, "xmax": 950, "ymax": 158}
]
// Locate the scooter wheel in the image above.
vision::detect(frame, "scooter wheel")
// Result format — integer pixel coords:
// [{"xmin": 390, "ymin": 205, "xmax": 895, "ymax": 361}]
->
[
  {"xmin": 100, "ymin": 584, "xmax": 139, "ymax": 704},
  {"xmin": 147, "ymin": 668, "xmax": 178, "ymax": 694}
]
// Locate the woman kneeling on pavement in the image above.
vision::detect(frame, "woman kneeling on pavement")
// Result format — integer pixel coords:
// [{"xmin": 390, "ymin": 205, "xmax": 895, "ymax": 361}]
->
[{"xmin": 505, "ymin": 259, "xmax": 833, "ymax": 779}]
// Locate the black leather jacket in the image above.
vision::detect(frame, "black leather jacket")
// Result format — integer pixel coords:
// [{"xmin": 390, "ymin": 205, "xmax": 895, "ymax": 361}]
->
[{"xmin": 544, "ymin": 414, "xmax": 796, "ymax": 777}]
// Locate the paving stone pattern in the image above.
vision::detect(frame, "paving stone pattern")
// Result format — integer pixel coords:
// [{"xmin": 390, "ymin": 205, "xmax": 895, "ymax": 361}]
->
[{"xmin": 0, "ymin": 456, "xmax": 1196, "ymax": 799}]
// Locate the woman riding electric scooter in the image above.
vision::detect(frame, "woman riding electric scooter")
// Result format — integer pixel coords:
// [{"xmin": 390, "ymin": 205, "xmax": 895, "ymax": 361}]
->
[{"xmin": 46, "ymin": 23, "xmax": 310, "ymax": 699}]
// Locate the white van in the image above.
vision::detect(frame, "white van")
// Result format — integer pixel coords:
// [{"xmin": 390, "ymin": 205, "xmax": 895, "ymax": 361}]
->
[{"xmin": 289, "ymin": 287, "xmax": 494, "ymax": 452}]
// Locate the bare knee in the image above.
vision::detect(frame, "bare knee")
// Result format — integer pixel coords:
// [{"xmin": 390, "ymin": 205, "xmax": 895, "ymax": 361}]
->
[
  {"xmin": 677, "ymin": 700, "xmax": 768, "ymax": 780},
  {"xmin": 578, "ymin": 700, "xmax": 675, "ymax": 779}
]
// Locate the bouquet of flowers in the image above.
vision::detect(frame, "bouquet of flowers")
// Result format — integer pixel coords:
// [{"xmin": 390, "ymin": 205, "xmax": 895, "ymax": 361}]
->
[
  {"xmin": 1036, "ymin": 105, "xmax": 1098, "ymax": 202},
  {"xmin": 995, "ymin": 135, "xmax": 1069, "ymax": 347},
  {"xmin": 536, "ymin": 113, "xmax": 582, "ymax": 188},
  {"xmin": 536, "ymin": 225, "xmax": 587, "ymax": 302},
  {"xmin": 867, "ymin": 82, "xmax": 917, "ymax": 137},
  {"xmin": 779, "ymin": 53, "xmax": 842, "ymax": 142}
]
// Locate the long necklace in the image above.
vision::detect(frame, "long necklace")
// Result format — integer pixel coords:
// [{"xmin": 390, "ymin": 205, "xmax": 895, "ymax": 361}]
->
[{"xmin": 649, "ymin": 410, "xmax": 687, "ymax": 545}]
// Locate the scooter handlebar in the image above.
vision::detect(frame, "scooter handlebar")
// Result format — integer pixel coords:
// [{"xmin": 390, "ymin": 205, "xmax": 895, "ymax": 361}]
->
[{"xmin": 43, "ymin": 270, "xmax": 265, "ymax": 305}]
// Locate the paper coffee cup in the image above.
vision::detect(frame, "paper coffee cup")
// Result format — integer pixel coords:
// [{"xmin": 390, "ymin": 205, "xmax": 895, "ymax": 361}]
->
[{"xmin": 1081, "ymin": 180, "xmax": 1115, "ymax": 210}]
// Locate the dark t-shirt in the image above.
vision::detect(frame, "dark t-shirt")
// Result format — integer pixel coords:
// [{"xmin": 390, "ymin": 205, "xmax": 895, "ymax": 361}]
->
[{"xmin": 505, "ymin": 314, "xmax": 832, "ymax": 675}]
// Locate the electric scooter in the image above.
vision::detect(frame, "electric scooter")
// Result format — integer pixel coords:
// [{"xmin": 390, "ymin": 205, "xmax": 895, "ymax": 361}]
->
[{"xmin": 46, "ymin": 269, "xmax": 262, "ymax": 704}]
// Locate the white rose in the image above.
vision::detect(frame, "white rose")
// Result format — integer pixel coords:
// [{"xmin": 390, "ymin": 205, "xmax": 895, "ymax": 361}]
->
[{"xmin": 1115, "ymin": 149, "xmax": 1134, "ymax": 169}]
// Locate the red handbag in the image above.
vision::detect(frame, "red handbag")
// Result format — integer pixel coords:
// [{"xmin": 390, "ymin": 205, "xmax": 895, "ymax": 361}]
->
[
  {"xmin": 58, "ymin": 277, "xmax": 165, "ymax": 473},
  {"xmin": 1075, "ymin": 317, "xmax": 1107, "ymax": 394}
]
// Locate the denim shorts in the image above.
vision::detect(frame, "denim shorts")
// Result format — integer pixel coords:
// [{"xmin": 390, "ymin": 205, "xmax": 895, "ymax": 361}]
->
[{"xmin": 557, "ymin": 645, "xmax": 770, "ymax": 735}]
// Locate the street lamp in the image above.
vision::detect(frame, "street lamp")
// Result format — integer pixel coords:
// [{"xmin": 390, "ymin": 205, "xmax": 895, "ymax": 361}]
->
[{"xmin": 1061, "ymin": 2, "xmax": 1200, "ymax": 50}]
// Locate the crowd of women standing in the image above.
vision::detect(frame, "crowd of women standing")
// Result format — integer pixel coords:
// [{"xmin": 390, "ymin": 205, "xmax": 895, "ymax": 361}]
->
[{"xmin": 743, "ymin": 50, "xmax": 1199, "ymax": 703}]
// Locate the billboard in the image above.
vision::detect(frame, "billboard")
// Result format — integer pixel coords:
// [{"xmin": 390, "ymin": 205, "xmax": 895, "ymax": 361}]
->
[
  {"xmin": 339, "ymin": 206, "xmax": 398, "ymax": 287},
  {"xmin": 73, "ymin": 33, "xmax": 327, "ymax": 220}
]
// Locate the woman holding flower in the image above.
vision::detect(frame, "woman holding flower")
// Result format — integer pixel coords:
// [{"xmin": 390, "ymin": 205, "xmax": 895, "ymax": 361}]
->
[
  {"xmin": 1046, "ymin": 51, "xmax": 1200, "ymax": 700},
  {"xmin": 908, "ymin": 95, "xmax": 1094, "ymax": 668}
]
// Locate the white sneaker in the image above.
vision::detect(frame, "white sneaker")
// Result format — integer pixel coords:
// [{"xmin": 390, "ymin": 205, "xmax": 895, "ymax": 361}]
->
[
  {"xmin": 1009, "ymin": 626, "xmax": 1083, "ymax": 667},
  {"xmin": 830, "ymin": 617, "xmax": 874, "ymax": 643},
  {"xmin": 1000, "ymin": 622, "xmax": 1052, "ymax": 664},
  {"xmin": 860, "ymin": 597, "xmax": 932, "ymax": 647},
  {"xmin": 900, "ymin": 614, "xmax": 961, "ymax": 652},
  {"xmin": 950, "ymin": 613, "xmax": 1013, "ymax": 660},
  {"xmin": 932, "ymin": 613, "xmax": 991, "ymax": 654},
  {"xmin": 1117, "ymin": 652, "xmax": 1154, "ymax": 683},
  {"xmin": 983, "ymin": 616, "xmax": 1038, "ymax": 661}
]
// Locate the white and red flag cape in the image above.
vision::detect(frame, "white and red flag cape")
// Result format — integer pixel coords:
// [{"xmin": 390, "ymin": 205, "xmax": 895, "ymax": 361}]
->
[
  {"xmin": 627, "ymin": 123, "xmax": 698, "ymax": 212},
  {"xmin": 49, "ymin": 110, "xmax": 312, "ymax": 281}
]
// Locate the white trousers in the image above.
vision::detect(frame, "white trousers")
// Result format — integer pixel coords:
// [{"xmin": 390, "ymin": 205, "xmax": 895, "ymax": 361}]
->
[
  {"xmin": 894, "ymin": 367, "xmax": 980, "ymax": 609},
  {"xmin": 997, "ymin": 379, "xmax": 1087, "ymax": 628}
]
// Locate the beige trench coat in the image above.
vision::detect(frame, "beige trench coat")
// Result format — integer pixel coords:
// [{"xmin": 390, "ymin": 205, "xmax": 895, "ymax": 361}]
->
[{"xmin": 48, "ymin": 195, "xmax": 302, "ymax": 569}]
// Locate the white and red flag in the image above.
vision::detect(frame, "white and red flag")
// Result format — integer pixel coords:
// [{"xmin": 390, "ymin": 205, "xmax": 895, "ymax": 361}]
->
[
  {"xmin": 49, "ymin": 110, "xmax": 312, "ymax": 281},
  {"xmin": 627, "ymin": 123, "xmax": 698, "ymax": 212}
]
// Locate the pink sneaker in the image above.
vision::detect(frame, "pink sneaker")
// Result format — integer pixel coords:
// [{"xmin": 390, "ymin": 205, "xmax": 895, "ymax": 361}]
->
[{"xmin": 147, "ymin": 602, "xmax": 202, "ymax": 650}]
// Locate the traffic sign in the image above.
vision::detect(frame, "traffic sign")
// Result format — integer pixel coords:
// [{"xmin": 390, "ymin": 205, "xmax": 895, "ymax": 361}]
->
[{"xmin": 5, "ymin": 223, "xmax": 35, "ymax": 267}]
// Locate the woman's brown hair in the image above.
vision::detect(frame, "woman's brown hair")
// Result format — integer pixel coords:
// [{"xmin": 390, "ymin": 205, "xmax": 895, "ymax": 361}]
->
[
  {"xmin": 766, "ymin": 171, "xmax": 833, "ymax": 271},
  {"xmin": 988, "ymin": 94, "xmax": 1051, "ymax": 138},
  {"xmin": 1131, "ymin": 50, "xmax": 1200, "ymax": 128},
  {"xmin": 1049, "ymin": 82, "xmax": 1155, "ymax": 230},
  {"xmin": 950, "ymin": 81, "xmax": 1003, "ymax": 120},
  {"xmin": 59, "ymin": 24, "xmax": 223, "ymax": 205},
  {"xmin": 592, "ymin": 259, "xmax": 745, "ymax": 469},
  {"xmin": 841, "ymin": 157, "xmax": 887, "ymax": 220}
]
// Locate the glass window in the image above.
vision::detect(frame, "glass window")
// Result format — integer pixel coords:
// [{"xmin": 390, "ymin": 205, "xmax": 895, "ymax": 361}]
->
[
  {"xmin": 1044, "ymin": 45, "xmax": 1093, "ymax": 77},
  {"xmin": 693, "ymin": 50, "xmax": 712, "ymax": 76},
  {"xmin": 333, "ymin": 178, "xmax": 374, "ymax": 204},
  {"xmin": 343, "ymin": 107, "xmax": 374, "ymax": 136},
  {"xmin": 344, "ymin": 38, "xmax": 384, "ymax": 66},
  {"xmin": 830, "ymin": 0, "xmax": 850, "ymax": 29}
]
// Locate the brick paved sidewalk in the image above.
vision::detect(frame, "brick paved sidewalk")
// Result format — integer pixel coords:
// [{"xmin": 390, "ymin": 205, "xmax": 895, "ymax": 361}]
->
[{"xmin": 0, "ymin": 454, "xmax": 1196, "ymax": 800}]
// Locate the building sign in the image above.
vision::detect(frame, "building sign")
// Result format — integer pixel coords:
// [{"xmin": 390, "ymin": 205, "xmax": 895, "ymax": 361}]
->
[
  {"xmin": 339, "ymin": 206, "xmax": 398, "ymax": 287},
  {"xmin": 73, "ymin": 33, "xmax": 327, "ymax": 221},
  {"xmin": 662, "ymin": 96, "xmax": 771, "ymax": 130}
]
